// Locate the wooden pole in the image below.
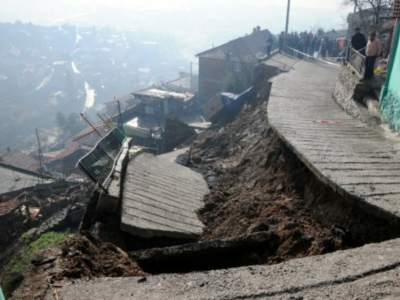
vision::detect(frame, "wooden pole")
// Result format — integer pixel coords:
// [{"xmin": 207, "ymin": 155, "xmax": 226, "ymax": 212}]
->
[{"xmin": 80, "ymin": 113, "xmax": 103, "ymax": 138}]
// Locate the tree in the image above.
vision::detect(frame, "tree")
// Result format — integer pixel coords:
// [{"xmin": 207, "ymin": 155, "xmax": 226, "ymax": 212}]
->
[
  {"xmin": 344, "ymin": 0, "xmax": 394, "ymax": 26},
  {"xmin": 55, "ymin": 112, "xmax": 67, "ymax": 130},
  {"xmin": 66, "ymin": 113, "xmax": 85, "ymax": 135}
]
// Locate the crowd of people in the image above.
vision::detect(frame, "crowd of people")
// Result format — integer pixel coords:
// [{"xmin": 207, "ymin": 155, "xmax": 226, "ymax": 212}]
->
[
  {"xmin": 274, "ymin": 28, "xmax": 384, "ymax": 81},
  {"xmin": 278, "ymin": 31, "xmax": 344, "ymax": 58}
]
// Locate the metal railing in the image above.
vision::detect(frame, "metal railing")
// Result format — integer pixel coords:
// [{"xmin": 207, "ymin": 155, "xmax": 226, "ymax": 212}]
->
[
  {"xmin": 78, "ymin": 128, "xmax": 125, "ymax": 190},
  {"xmin": 285, "ymin": 46, "xmax": 340, "ymax": 67},
  {"xmin": 347, "ymin": 47, "xmax": 366, "ymax": 77}
]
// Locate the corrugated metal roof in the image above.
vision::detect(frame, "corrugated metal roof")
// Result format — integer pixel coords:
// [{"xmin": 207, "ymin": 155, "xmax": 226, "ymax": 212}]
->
[
  {"xmin": 196, "ymin": 28, "xmax": 271, "ymax": 62},
  {"xmin": 133, "ymin": 88, "xmax": 194, "ymax": 102}
]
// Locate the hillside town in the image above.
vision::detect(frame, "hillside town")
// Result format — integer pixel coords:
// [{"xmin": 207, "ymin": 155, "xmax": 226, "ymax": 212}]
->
[{"xmin": 2, "ymin": 0, "xmax": 400, "ymax": 299}]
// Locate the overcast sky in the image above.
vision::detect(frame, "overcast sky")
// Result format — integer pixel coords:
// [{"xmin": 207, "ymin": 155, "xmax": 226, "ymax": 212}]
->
[{"xmin": 0, "ymin": 0, "xmax": 352, "ymax": 56}]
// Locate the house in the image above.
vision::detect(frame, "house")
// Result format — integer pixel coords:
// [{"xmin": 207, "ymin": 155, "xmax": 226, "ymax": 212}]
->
[
  {"xmin": 196, "ymin": 27, "xmax": 272, "ymax": 102},
  {"xmin": 160, "ymin": 72, "xmax": 198, "ymax": 94},
  {"xmin": 380, "ymin": 2, "xmax": 400, "ymax": 131},
  {"xmin": 347, "ymin": 6, "xmax": 393, "ymax": 35},
  {"xmin": 132, "ymin": 88, "xmax": 195, "ymax": 120}
]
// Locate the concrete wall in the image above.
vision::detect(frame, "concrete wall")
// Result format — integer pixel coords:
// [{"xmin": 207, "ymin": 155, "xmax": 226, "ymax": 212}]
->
[
  {"xmin": 198, "ymin": 56, "xmax": 226, "ymax": 102},
  {"xmin": 381, "ymin": 24, "xmax": 400, "ymax": 131}
]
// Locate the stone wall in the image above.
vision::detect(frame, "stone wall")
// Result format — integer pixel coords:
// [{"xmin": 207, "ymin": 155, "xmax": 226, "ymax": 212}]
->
[{"xmin": 333, "ymin": 66, "xmax": 363, "ymax": 119}]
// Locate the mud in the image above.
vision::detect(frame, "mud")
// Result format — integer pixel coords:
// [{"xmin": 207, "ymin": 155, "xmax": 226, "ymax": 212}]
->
[
  {"xmin": 0, "ymin": 182, "xmax": 93, "ymax": 269},
  {"xmin": 186, "ymin": 96, "xmax": 400, "ymax": 265},
  {"xmin": 10, "ymin": 234, "xmax": 145, "ymax": 300},
  {"xmin": 56, "ymin": 234, "xmax": 144, "ymax": 279},
  {"xmin": 131, "ymin": 232, "xmax": 279, "ymax": 273}
]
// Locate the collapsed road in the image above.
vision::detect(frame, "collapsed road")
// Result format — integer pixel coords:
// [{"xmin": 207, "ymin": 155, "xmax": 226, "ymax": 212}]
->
[{"xmin": 5, "ymin": 54, "xmax": 400, "ymax": 299}]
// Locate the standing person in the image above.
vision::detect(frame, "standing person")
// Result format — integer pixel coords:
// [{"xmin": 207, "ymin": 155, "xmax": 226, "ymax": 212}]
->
[
  {"xmin": 266, "ymin": 36, "xmax": 273, "ymax": 57},
  {"xmin": 279, "ymin": 32, "xmax": 285, "ymax": 53},
  {"xmin": 364, "ymin": 32, "xmax": 381, "ymax": 80},
  {"xmin": 351, "ymin": 28, "xmax": 367, "ymax": 55}
]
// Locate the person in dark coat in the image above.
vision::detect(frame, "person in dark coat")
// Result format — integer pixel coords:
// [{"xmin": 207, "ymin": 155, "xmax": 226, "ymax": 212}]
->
[
  {"xmin": 351, "ymin": 28, "xmax": 367, "ymax": 55},
  {"xmin": 266, "ymin": 36, "xmax": 274, "ymax": 57}
]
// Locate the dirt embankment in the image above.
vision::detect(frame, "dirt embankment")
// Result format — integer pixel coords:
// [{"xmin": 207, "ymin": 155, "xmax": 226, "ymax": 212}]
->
[
  {"xmin": 187, "ymin": 102, "xmax": 343, "ymax": 263},
  {"xmin": 187, "ymin": 96, "xmax": 400, "ymax": 265}
]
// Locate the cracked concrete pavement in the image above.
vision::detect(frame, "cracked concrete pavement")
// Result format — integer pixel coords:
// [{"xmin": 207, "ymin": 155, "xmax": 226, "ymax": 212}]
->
[{"xmin": 47, "ymin": 238, "xmax": 400, "ymax": 299}]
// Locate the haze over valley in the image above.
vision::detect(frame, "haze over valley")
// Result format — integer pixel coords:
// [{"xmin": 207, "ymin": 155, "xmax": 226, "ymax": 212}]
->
[{"xmin": 0, "ymin": 22, "xmax": 186, "ymax": 148}]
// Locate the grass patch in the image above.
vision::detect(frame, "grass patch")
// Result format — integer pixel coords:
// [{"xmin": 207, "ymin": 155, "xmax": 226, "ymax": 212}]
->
[
  {"xmin": 7, "ymin": 231, "xmax": 70, "ymax": 274},
  {"xmin": 1, "ymin": 231, "xmax": 72, "ymax": 297}
]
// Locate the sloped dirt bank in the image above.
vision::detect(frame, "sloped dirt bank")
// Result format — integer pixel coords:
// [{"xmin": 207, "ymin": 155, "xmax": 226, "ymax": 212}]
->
[
  {"xmin": 185, "ymin": 98, "xmax": 400, "ymax": 266},
  {"xmin": 129, "ymin": 96, "xmax": 400, "ymax": 275}
]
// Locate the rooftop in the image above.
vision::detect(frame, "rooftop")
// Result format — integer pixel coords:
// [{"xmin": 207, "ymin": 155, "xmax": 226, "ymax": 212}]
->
[
  {"xmin": 0, "ymin": 165, "xmax": 51, "ymax": 195},
  {"xmin": 0, "ymin": 151, "xmax": 40, "ymax": 175},
  {"xmin": 196, "ymin": 28, "xmax": 271, "ymax": 62},
  {"xmin": 133, "ymin": 88, "xmax": 194, "ymax": 102}
]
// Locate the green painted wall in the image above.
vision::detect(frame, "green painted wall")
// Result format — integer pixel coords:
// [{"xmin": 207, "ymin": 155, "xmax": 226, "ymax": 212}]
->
[{"xmin": 381, "ymin": 24, "xmax": 400, "ymax": 131}]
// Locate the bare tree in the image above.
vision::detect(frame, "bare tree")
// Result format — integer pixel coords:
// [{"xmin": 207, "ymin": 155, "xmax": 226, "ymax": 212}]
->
[{"xmin": 344, "ymin": 0, "xmax": 394, "ymax": 25}]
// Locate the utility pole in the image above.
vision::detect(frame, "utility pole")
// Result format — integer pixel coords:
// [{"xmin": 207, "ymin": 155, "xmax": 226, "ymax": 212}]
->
[
  {"xmin": 35, "ymin": 128, "xmax": 44, "ymax": 184},
  {"xmin": 116, "ymin": 98, "xmax": 123, "ymax": 131},
  {"xmin": 190, "ymin": 62, "xmax": 193, "ymax": 92},
  {"xmin": 284, "ymin": 0, "xmax": 291, "ymax": 49}
]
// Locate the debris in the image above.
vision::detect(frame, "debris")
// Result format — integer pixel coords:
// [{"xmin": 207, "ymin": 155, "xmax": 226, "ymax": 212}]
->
[
  {"xmin": 56, "ymin": 234, "xmax": 145, "ymax": 279},
  {"xmin": 189, "ymin": 97, "xmax": 347, "ymax": 262},
  {"xmin": 131, "ymin": 232, "xmax": 279, "ymax": 273},
  {"xmin": 162, "ymin": 118, "xmax": 197, "ymax": 152}
]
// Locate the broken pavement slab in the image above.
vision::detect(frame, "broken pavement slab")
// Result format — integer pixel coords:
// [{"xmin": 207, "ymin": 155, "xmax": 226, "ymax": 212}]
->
[
  {"xmin": 120, "ymin": 150, "xmax": 209, "ymax": 239},
  {"xmin": 46, "ymin": 238, "xmax": 400, "ymax": 299},
  {"xmin": 268, "ymin": 57, "xmax": 400, "ymax": 221}
]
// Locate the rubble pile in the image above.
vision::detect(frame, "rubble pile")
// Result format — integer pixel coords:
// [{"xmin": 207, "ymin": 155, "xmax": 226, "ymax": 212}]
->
[
  {"xmin": 10, "ymin": 234, "xmax": 144, "ymax": 300},
  {"xmin": 0, "ymin": 182, "xmax": 93, "ymax": 267},
  {"xmin": 56, "ymin": 234, "xmax": 145, "ymax": 279},
  {"xmin": 188, "ymin": 101, "xmax": 347, "ymax": 263}
]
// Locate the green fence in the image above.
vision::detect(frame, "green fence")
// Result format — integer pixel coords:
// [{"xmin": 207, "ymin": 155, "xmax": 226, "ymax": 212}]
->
[
  {"xmin": 381, "ymin": 24, "xmax": 400, "ymax": 131},
  {"xmin": 78, "ymin": 128, "xmax": 125, "ymax": 189}
]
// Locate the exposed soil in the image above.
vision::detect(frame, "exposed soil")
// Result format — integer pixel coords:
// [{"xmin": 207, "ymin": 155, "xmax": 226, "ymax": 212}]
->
[
  {"xmin": 8, "ymin": 62, "xmax": 400, "ymax": 297},
  {"xmin": 186, "ymin": 97, "xmax": 400, "ymax": 265},
  {"xmin": 11, "ymin": 233, "xmax": 145, "ymax": 299},
  {"xmin": 56, "ymin": 234, "xmax": 145, "ymax": 279},
  {"xmin": 0, "ymin": 182, "xmax": 93, "ymax": 272}
]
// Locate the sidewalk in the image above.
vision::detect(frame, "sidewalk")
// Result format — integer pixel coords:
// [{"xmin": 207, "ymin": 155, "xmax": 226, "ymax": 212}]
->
[
  {"xmin": 47, "ymin": 238, "xmax": 400, "ymax": 299},
  {"xmin": 268, "ymin": 57, "xmax": 400, "ymax": 221}
]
